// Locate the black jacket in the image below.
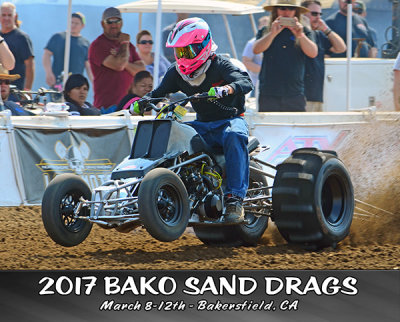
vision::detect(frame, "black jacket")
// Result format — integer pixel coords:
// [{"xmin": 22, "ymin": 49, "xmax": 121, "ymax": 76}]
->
[
  {"xmin": 148, "ymin": 54, "xmax": 253, "ymax": 122},
  {"xmin": 66, "ymin": 101, "xmax": 101, "ymax": 116}
]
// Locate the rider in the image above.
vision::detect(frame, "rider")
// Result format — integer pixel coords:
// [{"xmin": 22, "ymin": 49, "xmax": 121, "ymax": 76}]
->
[{"xmin": 131, "ymin": 17, "xmax": 253, "ymax": 222}]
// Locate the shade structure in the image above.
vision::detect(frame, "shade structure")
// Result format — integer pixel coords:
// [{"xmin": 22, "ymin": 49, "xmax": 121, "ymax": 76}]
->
[{"xmin": 117, "ymin": 0, "xmax": 264, "ymax": 15}]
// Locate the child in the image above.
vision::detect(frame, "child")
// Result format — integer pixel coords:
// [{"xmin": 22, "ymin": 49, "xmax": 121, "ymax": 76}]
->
[{"xmin": 117, "ymin": 70, "xmax": 153, "ymax": 111}]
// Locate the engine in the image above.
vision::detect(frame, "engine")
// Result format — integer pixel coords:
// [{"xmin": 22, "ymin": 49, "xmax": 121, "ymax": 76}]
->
[{"xmin": 180, "ymin": 163, "xmax": 223, "ymax": 219}]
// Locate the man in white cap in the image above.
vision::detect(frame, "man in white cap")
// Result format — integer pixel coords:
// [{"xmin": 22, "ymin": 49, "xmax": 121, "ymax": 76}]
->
[{"xmin": 88, "ymin": 7, "xmax": 145, "ymax": 112}]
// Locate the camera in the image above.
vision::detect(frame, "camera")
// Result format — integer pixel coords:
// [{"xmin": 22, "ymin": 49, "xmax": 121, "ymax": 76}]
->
[{"xmin": 280, "ymin": 17, "xmax": 296, "ymax": 27}]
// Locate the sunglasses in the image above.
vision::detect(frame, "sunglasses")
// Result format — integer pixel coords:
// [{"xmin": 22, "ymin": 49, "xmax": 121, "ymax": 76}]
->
[
  {"xmin": 277, "ymin": 6, "xmax": 296, "ymax": 11},
  {"xmin": 105, "ymin": 18, "xmax": 122, "ymax": 25},
  {"xmin": 310, "ymin": 11, "xmax": 322, "ymax": 16},
  {"xmin": 0, "ymin": 80, "xmax": 10, "ymax": 85},
  {"xmin": 138, "ymin": 40, "xmax": 154, "ymax": 45}
]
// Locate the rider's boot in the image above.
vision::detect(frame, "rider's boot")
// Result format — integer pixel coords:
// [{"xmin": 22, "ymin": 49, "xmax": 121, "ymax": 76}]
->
[{"xmin": 224, "ymin": 194, "xmax": 244, "ymax": 223}]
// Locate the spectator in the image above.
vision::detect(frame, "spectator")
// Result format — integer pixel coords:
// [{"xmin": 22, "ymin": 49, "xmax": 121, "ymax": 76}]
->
[
  {"xmin": 0, "ymin": 2, "xmax": 34, "ymax": 92},
  {"xmin": 162, "ymin": 13, "xmax": 190, "ymax": 63},
  {"xmin": 325, "ymin": 0, "xmax": 376, "ymax": 58},
  {"xmin": 117, "ymin": 70, "xmax": 153, "ymax": 111},
  {"xmin": 136, "ymin": 30, "xmax": 171, "ymax": 82},
  {"xmin": 353, "ymin": 0, "xmax": 378, "ymax": 58},
  {"xmin": 241, "ymin": 15, "xmax": 269, "ymax": 97},
  {"xmin": 301, "ymin": 0, "xmax": 346, "ymax": 112},
  {"xmin": 393, "ymin": 52, "xmax": 400, "ymax": 111},
  {"xmin": 253, "ymin": 0, "xmax": 317, "ymax": 112},
  {"xmin": 43, "ymin": 12, "xmax": 93, "ymax": 92},
  {"xmin": 88, "ymin": 7, "xmax": 145, "ymax": 112},
  {"xmin": 63, "ymin": 74, "xmax": 100, "ymax": 116},
  {"xmin": 0, "ymin": 64, "xmax": 33, "ymax": 115}
]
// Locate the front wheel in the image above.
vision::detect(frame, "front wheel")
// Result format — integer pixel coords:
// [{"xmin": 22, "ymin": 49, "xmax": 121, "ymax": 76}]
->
[
  {"xmin": 272, "ymin": 148, "xmax": 354, "ymax": 250},
  {"xmin": 138, "ymin": 168, "xmax": 190, "ymax": 242},
  {"xmin": 41, "ymin": 174, "xmax": 93, "ymax": 247}
]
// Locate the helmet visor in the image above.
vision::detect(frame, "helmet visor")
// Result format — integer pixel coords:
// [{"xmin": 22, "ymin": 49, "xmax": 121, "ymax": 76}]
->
[
  {"xmin": 174, "ymin": 32, "xmax": 211, "ymax": 59},
  {"xmin": 175, "ymin": 45, "xmax": 197, "ymax": 59}
]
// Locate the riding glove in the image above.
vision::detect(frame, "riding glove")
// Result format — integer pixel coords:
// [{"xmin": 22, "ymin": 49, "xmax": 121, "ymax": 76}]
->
[
  {"xmin": 208, "ymin": 86, "xmax": 229, "ymax": 98},
  {"xmin": 130, "ymin": 98, "xmax": 150, "ymax": 115}
]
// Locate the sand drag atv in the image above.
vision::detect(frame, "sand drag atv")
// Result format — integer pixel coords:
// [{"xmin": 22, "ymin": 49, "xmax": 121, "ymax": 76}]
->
[{"xmin": 41, "ymin": 93, "xmax": 354, "ymax": 250}]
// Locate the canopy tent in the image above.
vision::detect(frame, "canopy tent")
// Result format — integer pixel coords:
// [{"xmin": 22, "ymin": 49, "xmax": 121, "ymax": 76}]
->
[
  {"xmin": 214, "ymin": 0, "xmax": 336, "ymax": 8},
  {"xmin": 117, "ymin": 0, "xmax": 265, "ymax": 15},
  {"xmin": 117, "ymin": 0, "xmax": 264, "ymax": 86}
]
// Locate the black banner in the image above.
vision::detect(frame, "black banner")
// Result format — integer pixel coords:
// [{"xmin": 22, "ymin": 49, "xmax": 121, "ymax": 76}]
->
[
  {"xmin": 0, "ymin": 270, "xmax": 398, "ymax": 321},
  {"xmin": 14, "ymin": 128, "xmax": 131, "ymax": 204}
]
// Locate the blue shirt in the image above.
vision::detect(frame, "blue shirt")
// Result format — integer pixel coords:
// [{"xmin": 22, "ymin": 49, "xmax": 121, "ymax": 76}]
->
[
  {"xmin": 2, "ymin": 100, "xmax": 34, "ymax": 116},
  {"xmin": 304, "ymin": 30, "xmax": 332, "ymax": 102},
  {"xmin": 325, "ymin": 11, "xmax": 375, "ymax": 58},
  {"xmin": 145, "ymin": 53, "xmax": 171, "ymax": 81},
  {"xmin": 45, "ymin": 32, "xmax": 90, "ymax": 78},
  {"xmin": 0, "ymin": 28, "xmax": 34, "ymax": 89}
]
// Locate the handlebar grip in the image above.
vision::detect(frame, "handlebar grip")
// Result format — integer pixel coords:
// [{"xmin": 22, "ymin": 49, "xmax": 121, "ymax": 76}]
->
[{"xmin": 148, "ymin": 103, "xmax": 160, "ymax": 112}]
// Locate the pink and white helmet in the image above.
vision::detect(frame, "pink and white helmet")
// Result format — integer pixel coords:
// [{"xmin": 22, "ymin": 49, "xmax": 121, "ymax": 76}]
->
[{"xmin": 166, "ymin": 17, "xmax": 213, "ymax": 75}]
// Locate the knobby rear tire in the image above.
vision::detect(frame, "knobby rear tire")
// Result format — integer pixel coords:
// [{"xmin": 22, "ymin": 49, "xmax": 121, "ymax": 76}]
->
[{"xmin": 272, "ymin": 148, "xmax": 354, "ymax": 250}]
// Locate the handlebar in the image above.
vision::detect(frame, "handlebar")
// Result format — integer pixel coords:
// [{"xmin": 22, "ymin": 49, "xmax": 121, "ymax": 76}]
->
[
  {"xmin": 143, "ymin": 92, "xmax": 214, "ymax": 112},
  {"xmin": 137, "ymin": 91, "xmax": 237, "ymax": 119}
]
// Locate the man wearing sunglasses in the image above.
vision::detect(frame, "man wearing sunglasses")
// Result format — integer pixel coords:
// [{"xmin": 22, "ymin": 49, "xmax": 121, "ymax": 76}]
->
[
  {"xmin": 301, "ymin": 0, "xmax": 346, "ymax": 112},
  {"xmin": 0, "ymin": 64, "xmax": 33, "ymax": 115},
  {"xmin": 88, "ymin": 7, "xmax": 145, "ymax": 112},
  {"xmin": 324, "ymin": 0, "xmax": 376, "ymax": 58}
]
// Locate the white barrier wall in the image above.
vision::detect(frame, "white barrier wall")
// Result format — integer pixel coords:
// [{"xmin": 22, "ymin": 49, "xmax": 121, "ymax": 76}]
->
[
  {"xmin": 0, "ymin": 129, "xmax": 23, "ymax": 206},
  {"xmin": 324, "ymin": 58, "xmax": 395, "ymax": 111},
  {"xmin": 1, "ymin": 110, "xmax": 399, "ymax": 206}
]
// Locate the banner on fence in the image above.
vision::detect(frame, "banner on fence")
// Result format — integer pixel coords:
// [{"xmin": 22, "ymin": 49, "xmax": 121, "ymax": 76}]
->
[{"xmin": 14, "ymin": 128, "xmax": 132, "ymax": 204}]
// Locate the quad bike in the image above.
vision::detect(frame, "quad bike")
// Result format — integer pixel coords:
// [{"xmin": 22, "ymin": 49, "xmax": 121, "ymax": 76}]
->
[{"xmin": 41, "ymin": 93, "xmax": 354, "ymax": 250}]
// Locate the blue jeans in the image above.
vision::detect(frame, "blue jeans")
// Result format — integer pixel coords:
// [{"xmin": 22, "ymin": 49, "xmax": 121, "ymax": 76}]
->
[{"xmin": 188, "ymin": 117, "xmax": 249, "ymax": 199}]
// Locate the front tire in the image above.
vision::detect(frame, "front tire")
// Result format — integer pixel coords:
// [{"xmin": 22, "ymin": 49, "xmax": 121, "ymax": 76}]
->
[
  {"xmin": 138, "ymin": 168, "xmax": 190, "ymax": 242},
  {"xmin": 272, "ymin": 148, "xmax": 354, "ymax": 250},
  {"xmin": 42, "ymin": 174, "xmax": 93, "ymax": 247},
  {"xmin": 193, "ymin": 161, "xmax": 269, "ymax": 246}
]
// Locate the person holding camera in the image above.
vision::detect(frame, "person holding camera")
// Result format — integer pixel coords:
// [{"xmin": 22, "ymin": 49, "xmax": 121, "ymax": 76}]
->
[{"xmin": 253, "ymin": 0, "xmax": 317, "ymax": 112}]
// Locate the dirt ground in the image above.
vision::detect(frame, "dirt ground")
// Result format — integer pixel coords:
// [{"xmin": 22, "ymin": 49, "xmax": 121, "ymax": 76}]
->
[
  {"xmin": 0, "ymin": 120, "xmax": 399, "ymax": 270},
  {"xmin": 0, "ymin": 204, "xmax": 398, "ymax": 270}
]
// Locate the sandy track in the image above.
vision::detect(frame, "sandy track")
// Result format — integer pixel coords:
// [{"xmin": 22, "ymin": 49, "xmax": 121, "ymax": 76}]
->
[
  {"xmin": 0, "ymin": 205, "xmax": 398, "ymax": 270},
  {"xmin": 1, "ymin": 119, "xmax": 399, "ymax": 270}
]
